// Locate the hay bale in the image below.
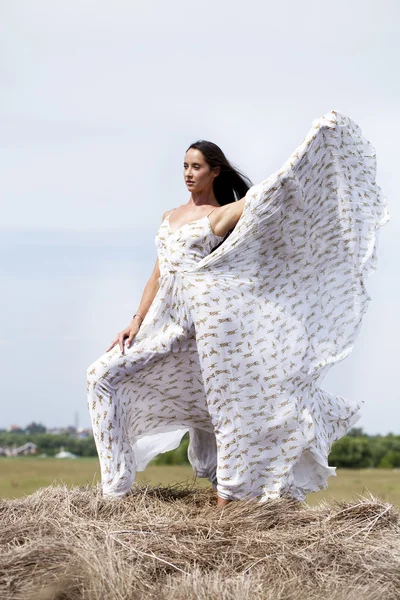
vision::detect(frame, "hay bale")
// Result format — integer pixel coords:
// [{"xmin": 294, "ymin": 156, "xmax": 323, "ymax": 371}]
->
[{"xmin": 0, "ymin": 483, "xmax": 399, "ymax": 599}]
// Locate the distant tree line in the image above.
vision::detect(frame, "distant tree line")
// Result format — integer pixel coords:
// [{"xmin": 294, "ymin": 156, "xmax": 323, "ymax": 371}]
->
[
  {"xmin": 0, "ymin": 432, "xmax": 96, "ymax": 457},
  {"xmin": 3, "ymin": 422, "xmax": 70, "ymax": 435},
  {"xmin": 328, "ymin": 428, "xmax": 400, "ymax": 469},
  {"xmin": 1, "ymin": 428, "xmax": 400, "ymax": 468}
]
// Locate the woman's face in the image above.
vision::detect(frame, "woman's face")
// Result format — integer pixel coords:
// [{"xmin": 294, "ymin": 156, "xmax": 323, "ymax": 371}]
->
[{"xmin": 183, "ymin": 148, "xmax": 219, "ymax": 193}]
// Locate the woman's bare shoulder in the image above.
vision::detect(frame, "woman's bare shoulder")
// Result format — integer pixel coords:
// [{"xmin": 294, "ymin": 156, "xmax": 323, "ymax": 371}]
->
[
  {"xmin": 162, "ymin": 204, "xmax": 186, "ymax": 221},
  {"xmin": 161, "ymin": 208, "xmax": 175, "ymax": 221}
]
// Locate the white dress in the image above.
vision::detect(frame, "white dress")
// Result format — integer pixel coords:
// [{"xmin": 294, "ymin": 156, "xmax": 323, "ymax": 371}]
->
[{"xmin": 86, "ymin": 110, "xmax": 389, "ymax": 501}]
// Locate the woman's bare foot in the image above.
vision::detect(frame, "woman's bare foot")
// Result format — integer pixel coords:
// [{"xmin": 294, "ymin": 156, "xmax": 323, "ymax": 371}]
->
[{"xmin": 217, "ymin": 495, "xmax": 232, "ymax": 508}]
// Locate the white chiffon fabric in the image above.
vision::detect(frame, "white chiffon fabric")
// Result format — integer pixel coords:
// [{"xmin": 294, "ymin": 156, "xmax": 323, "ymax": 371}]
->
[{"xmin": 87, "ymin": 110, "xmax": 389, "ymax": 501}]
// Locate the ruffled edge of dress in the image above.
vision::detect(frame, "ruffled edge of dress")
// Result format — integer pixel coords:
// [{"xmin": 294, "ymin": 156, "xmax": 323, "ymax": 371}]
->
[
  {"xmin": 260, "ymin": 112, "xmax": 385, "ymax": 505},
  {"xmin": 134, "ymin": 428, "xmax": 189, "ymax": 471},
  {"xmin": 260, "ymin": 109, "xmax": 390, "ymax": 501},
  {"xmin": 281, "ymin": 395, "xmax": 363, "ymax": 502},
  {"xmin": 340, "ymin": 112, "xmax": 391, "ymax": 280},
  {"xmin": 290, "ymin": 109, "xmax": 390, "ymax": 281}
]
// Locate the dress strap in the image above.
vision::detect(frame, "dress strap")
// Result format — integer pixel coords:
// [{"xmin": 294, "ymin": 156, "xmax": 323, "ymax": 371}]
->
[{"xmin": 207, "ymin": 208, "xmax": 216, "ymax": 216}]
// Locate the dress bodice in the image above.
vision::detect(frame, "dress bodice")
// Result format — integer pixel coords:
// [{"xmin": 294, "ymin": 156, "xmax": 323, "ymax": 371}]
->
[{"xmin": 155, "ymin": 214, "xmax": 224, "ymax": 278}]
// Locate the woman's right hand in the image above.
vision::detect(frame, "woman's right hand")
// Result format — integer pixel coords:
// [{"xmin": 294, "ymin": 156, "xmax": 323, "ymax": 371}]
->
[{"xmin": 106, "ymin": 321, "xmax": 141, "ymax": 354}]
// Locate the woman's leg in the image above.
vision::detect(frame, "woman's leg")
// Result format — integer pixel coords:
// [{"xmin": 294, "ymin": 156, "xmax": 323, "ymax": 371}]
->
[
  {"xmin": 187, "ymin": 427, "xmax": 218, "ymax": 487},
  {"xmin": 87, "ymin": 346, "xmax": 137, "ymax": 498},
  {"xmin": 86, "ymin": 314, "xmax": 214, "ymax": 498}
]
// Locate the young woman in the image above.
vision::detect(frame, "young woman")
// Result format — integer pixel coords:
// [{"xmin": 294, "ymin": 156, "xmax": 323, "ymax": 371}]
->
[{"xmin": 86, "ymin": 110, "xmax": 389, "ymax": 507}]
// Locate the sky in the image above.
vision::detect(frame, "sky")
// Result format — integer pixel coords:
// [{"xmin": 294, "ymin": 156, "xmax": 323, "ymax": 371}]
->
[{"xmin": 1, "ymin": 0, "xmax": 399, "ymax": 434}]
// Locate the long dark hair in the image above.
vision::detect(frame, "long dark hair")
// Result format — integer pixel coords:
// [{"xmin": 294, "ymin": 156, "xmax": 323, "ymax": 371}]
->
[{"xmin": 186, "ymin": 140, "xmax": 253, "ymax": 206}]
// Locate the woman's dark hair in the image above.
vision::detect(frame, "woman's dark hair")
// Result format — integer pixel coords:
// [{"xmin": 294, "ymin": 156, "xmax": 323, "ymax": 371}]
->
[
  {"xmin": 186, "ymin": 140, "xmax": 253, "ymax": 251},
  {"xmin": 186, "ymin": 140, "xmax": 253, "ymax": 206}
]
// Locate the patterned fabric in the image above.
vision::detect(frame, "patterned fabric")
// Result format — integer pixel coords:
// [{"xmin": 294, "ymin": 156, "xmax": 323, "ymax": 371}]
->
[{"xmin": 87, "ymin": 110, "xmax": 389, "ymax": 501}]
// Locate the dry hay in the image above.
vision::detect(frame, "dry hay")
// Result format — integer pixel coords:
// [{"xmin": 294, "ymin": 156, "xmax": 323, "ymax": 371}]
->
[{"xmin": 0, "ymin": 482, "xmax": 399, "ymax": 600}]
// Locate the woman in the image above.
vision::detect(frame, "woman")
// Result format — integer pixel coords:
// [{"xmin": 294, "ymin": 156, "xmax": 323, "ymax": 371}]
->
[{"xmin": 87, "ymin": 110, "xmax": 389, "ymax": 507}]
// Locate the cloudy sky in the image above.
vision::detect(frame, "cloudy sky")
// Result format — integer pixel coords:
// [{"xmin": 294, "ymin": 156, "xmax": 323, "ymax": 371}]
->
[{"xmin": 1, "ymin": 0, "xmax": 398, "ymax": 434}]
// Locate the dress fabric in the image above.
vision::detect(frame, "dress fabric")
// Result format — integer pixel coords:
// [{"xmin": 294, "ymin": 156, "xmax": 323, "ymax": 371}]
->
[{"xmin": 86, "ymin": 110, "xmax": 389, "ymax": 501}]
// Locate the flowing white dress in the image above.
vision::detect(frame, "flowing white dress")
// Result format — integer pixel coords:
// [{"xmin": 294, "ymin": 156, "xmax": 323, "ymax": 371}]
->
[{"xmin": 86, "ymin": 110, "xmax": 389, "ymax": 501}]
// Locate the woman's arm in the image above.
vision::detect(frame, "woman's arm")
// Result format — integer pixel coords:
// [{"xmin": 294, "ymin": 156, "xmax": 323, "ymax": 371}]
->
[
  {"xmin": 130, "ymin": 208, "xmax": 172, "ymax": 326},
  {"xmin": 210, "ymin": 197, "xmax": 246, "ymax": 238},
  {"xmin": 106, "ymin": 211, "xmax": 171, "ymax": 353}
]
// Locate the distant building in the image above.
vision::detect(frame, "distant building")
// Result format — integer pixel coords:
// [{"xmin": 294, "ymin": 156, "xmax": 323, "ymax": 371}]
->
[
  {"xmin": 0, "ymin": 442, "xmax": 38, "ymax": 457},
  {"xmin": 12, "ymin": 442, "xmax": 38, "ymax": 456},
  {"xmin": 76, "ymin": 428, "xmax": 92, "ymax": 439}
]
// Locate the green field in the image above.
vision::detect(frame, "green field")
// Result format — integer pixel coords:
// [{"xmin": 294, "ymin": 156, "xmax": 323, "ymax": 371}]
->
[{"xmin": 1, "ymin": 457, "xmax": 399, "ymax": 506}]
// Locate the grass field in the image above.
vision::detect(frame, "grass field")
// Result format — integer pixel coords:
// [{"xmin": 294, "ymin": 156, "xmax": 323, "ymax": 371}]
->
[{"xmin": 1, "ymin": 457, "xmax": 399, "ymax": 506}]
